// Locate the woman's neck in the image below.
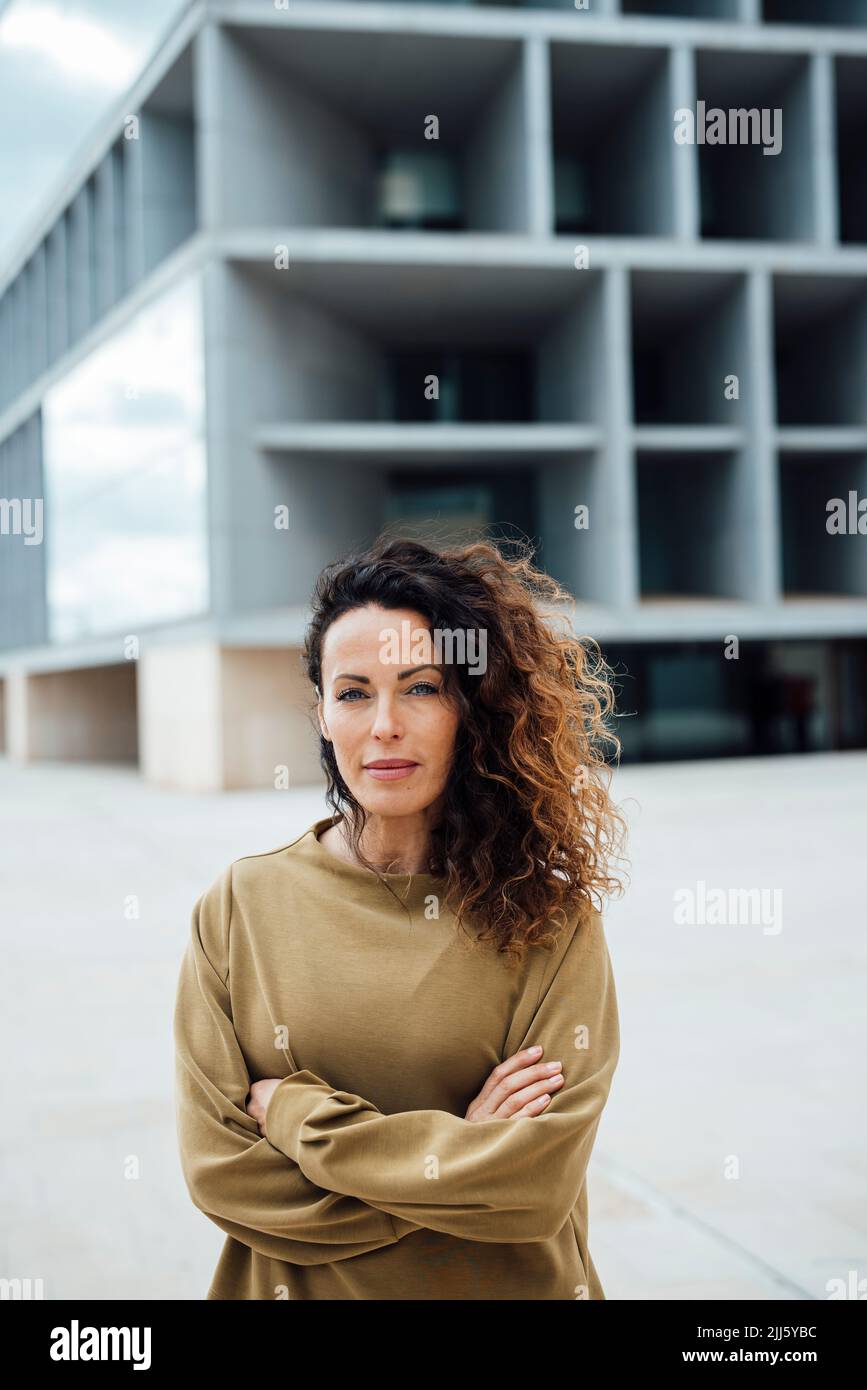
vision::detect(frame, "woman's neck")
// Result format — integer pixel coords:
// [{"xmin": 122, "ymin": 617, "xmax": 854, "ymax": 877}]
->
[{"xmin": 320, "ymin": 813, "xmax": 435, "ymax": 876}]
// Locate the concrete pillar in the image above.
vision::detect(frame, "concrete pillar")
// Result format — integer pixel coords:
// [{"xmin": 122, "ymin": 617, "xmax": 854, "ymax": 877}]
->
[
  {"xmin": 5, "ymin": 669, "xmax": 28, "ymax": 759},
  {"xmin": 137, "ymin": 641, "xmax": 324, "ymax": 792}
]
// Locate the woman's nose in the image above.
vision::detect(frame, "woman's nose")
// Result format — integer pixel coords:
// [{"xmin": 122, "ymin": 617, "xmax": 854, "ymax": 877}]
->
[{"xmin": 370, "ymin": 698, "xmax": 401, "ymax": 736}]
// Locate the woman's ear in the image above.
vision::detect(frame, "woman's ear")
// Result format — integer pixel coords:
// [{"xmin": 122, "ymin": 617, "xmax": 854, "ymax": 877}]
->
[{"xmin": 317, "ymin": 697, "xmax": 330, "ymax": 743}]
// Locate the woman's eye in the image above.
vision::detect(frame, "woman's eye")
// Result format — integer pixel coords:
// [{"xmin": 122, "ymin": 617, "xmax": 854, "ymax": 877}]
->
[{"xmin": 335, "ymin": 682, "xmax": 440, "ymax": 701}]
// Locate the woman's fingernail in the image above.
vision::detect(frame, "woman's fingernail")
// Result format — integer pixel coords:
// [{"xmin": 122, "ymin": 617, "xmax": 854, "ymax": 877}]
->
[{"xmin": 530, "ymin": 1045, "xmax": 543, "ymax": 1055}]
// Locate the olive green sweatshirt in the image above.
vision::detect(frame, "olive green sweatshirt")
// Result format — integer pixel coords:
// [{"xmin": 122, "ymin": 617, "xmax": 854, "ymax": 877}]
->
[{"xmin": 173, "ymin": 815, "xmax": 620, "ymax": 1300}]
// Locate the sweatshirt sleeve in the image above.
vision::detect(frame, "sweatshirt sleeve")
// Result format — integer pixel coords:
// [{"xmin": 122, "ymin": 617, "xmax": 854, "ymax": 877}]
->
[
  {"xmin": 173, "ymin": 865, "xmax": 421, "ymax": 1265},
  {"xmin": 266, "ymin": 905, "xmax": 620, "ymax": 1244}
]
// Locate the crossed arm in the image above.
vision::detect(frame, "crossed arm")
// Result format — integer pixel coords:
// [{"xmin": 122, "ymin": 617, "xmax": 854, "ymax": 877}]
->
[
  {"xmin": 173, "ymin": 866, "xmax": 414, "ymax": 1265},
  {"xmin": 174, "ymin": 864, "xmax": 620, "ymax": 1263}
]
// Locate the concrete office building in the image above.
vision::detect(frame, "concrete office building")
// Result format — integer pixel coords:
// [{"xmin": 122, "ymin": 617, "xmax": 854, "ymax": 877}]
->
[{"xmin": 1, "ymin": 0, "xmax": 866, "ymax": 790}]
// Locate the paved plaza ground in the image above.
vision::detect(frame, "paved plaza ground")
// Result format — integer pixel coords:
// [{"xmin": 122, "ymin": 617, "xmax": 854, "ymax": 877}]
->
[{"xmin": 2, "ymin": 751, "xmax": 864, "ymax": 1300}]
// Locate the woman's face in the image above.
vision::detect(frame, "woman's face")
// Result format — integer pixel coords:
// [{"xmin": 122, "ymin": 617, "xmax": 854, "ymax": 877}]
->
[{"xmin": 317, "ymin": 604, "xmax": 460, "ymax": 820}]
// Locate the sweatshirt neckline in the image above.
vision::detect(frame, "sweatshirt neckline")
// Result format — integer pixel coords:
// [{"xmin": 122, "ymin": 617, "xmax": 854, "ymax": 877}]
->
[{"xmin": 306, "ymin": 814, "xmax": 446, "ymax": 893}]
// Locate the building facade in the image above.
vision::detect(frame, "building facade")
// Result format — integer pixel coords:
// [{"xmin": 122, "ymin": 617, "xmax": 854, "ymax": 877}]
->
[{"xmin": 1, "ymin": 0, "xmax": 866, "ymax": 789}]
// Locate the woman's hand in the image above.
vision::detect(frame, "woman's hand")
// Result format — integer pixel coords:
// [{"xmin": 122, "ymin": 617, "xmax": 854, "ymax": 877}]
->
[
  {"xmin": 246, "ymin": 1078, "xmax": 283, "ymax": 1137},
  {"xmin": 464, "ymin": 1046, "xmax": 563, "ymax": 1122}
]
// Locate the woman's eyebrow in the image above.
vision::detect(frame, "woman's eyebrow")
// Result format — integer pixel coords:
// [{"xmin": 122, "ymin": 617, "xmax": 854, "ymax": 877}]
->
[
  {"xmin": 332, "ymin": 664, "xmax": 440, "ymax": 684},
  {"xmin": 397, "ymin": 664, "xmax": 440, "ymax": 680}
]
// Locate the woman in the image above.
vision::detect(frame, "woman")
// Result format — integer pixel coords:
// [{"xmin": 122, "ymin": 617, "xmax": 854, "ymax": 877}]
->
[{"xmin": 174, "ymin": 533, "xmax": 627, "ymax": 1300}]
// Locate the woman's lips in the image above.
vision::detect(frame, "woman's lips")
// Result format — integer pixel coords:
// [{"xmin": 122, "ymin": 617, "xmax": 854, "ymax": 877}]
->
[{"xmin": 363, "ymin": 763, "xmax": 419, "ymax": 781}]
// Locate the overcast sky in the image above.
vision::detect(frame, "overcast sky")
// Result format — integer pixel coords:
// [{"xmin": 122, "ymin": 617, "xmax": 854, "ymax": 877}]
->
[{"xmin": 0, "ymin": 0, "xmax": 187, "ymax": 279}]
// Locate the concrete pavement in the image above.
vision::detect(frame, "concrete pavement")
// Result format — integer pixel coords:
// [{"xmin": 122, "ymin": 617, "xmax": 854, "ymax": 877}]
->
[{"xmin": 1, "ymin": 751, "xmax": 864, "ymax": 1299}]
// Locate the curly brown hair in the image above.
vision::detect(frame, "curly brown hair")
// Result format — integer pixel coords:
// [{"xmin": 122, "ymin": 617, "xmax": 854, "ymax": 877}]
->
[{"xmin": 303, "ymin": 530, "xmax": 628, "ymax": 967}]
